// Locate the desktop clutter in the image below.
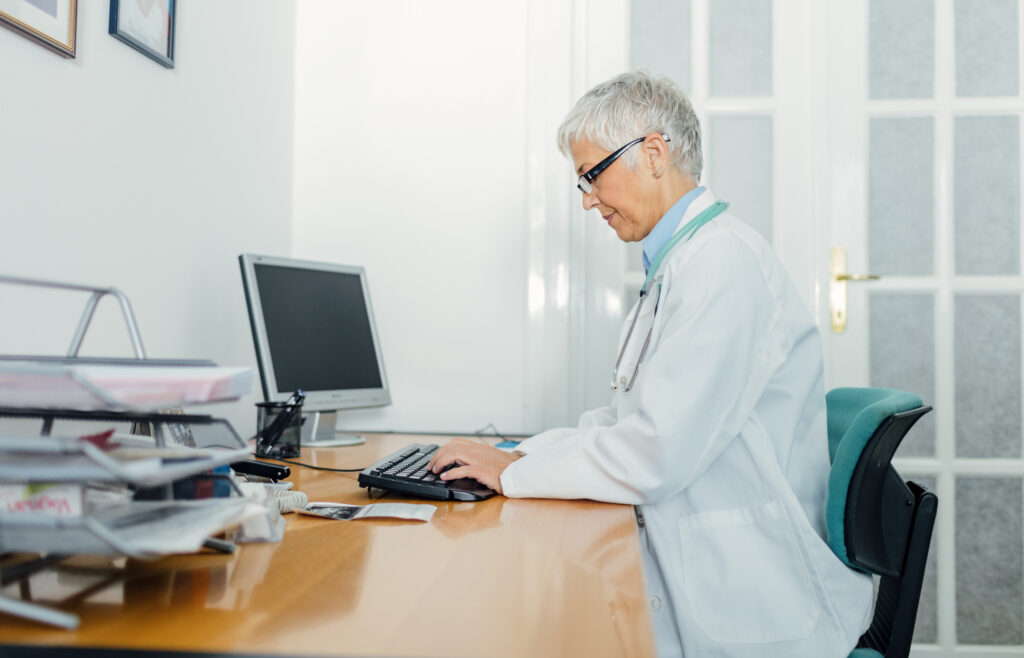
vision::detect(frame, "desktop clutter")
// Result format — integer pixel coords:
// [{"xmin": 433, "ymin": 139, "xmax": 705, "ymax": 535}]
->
[
  {"xmin": 237, "ymin": 394, "xmax": 437, "ymax": 522},
  {"xmin": 0, "ymin": 273, "xmax": 436, "ymax": 632}
]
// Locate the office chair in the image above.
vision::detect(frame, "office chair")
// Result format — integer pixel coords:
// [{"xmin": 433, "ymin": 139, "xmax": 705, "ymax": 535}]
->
[{"xmin": 825, "ymin": 387, "xmax": 938, "ymax": 658}]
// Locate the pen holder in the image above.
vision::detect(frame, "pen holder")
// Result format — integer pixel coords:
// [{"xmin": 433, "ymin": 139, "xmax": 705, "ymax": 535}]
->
[{"xmin": 255, "ymin": 400, "xmax": 302, "ymax": 459}]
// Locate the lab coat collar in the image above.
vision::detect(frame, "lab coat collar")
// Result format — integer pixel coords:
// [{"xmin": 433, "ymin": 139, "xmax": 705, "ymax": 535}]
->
[
  {"xmin": 675, "ymin": 186, "xmax": 717, "ymax": 230},
  {"xmin": 641, "ymin": 185, "xmax": 706, "ymax": 272}
]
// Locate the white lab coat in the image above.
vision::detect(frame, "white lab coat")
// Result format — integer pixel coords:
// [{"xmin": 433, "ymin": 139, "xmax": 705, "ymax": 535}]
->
[{"xmin": 500, "ymin": 189, "xmax": 873, "ymax": 657}]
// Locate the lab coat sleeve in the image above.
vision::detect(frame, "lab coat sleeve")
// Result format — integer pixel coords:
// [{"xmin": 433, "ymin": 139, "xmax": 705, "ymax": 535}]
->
[{"xmin": 501, "ymin": 233, "xmax": 790, "ymax": 504}]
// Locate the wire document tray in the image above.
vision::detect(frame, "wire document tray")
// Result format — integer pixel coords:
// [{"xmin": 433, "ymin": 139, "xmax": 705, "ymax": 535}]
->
[
  {"xmin": 0, "ymin": 498, "xmax": 254, "ymax": 558},
  {"xmin": 0, "ymin": 274, "xmax": 257, "ymax": 631},
  {"xmin": 0, "ymin": 408, "xmax": 250, "ymax": 486}
]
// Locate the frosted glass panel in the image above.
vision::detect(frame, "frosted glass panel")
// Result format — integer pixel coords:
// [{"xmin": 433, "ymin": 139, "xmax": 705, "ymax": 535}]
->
[
  {"xmin": 869, "ymin": 0, "xmax": 934, "ymax": 99},
  {"xmin": 624, "ymin": 285, "xmax": 641, "ymax": 309},
  {"xmin": 869, "ymin": 117, "xmax": 934, "ymax": 275},
  {"xmin": 869, "ymin": 294, "xmax": 935, "ymax": 456},
  {"xmin": 954, "ymin": 294, "xmax": 1022, "ymax": 458},
  {"xmin": 707, "ymin": 116, "xmax": 772, "ymax": 242},
  {"xmin": 627, "ymin": 243, "xmax": 644, "ymax": 272},
  {"xmin": 956, "ymin": 477, "xmax": 1024, "ymax": 644},
  {"xmin": 955, "ymin": 116, "xmax": 1020, "ymax": 275},
  {"xmin": 709, "ymin": 0, "xmax": 772, "ymax": 97},
  {"xmin": 631, "ymin": 0, "xmax": 691, "ymax": 92},
  {"xmin": 955, "ymin": 0, "xmax": 1019, "ymax": 97},
  {"xmin": 912, "ymin": 475, "xmax": 938, "ymax": 644}
]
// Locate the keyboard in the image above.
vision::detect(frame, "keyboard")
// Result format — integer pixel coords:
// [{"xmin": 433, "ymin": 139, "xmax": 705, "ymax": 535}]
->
[{"xmin": 358, "ymin": 443, "xmax": 497, "ymax": 501}]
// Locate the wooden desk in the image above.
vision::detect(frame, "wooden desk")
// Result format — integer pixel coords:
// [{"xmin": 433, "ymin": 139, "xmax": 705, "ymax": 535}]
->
[{"xmin": 1, "ymin": 434, "xmax": 655, "ymax": 657}]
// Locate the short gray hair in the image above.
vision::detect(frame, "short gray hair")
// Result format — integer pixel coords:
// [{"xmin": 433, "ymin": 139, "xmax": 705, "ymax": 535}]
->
[{"xmin": 557, "ymin": 70, "xmax": 703, "ymax": 181}]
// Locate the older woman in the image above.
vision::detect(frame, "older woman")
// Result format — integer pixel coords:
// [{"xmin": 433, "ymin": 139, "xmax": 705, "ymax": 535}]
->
[{"xmin": 429, "ymin": 71, "xmax": 872, "ymax": 657}]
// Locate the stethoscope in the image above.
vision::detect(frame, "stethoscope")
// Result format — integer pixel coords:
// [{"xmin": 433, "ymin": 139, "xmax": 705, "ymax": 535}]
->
[{"xmin": 611, "ymin": 200, "xmax": 730, "ymax": 392}]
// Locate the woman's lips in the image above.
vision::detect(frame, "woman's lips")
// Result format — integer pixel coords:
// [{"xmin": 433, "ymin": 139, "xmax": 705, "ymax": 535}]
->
[{"xmin": 603, "ymin": 213, "xmax": 614, "ymax": 224}]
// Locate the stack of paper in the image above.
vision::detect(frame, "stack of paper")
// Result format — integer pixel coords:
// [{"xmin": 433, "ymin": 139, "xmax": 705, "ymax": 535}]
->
[
  {"xmin": 0, "ymin": 499, "xmax": 264, "ymax": 558},
  {"xmin": 0, "ymin": 435, "xmax": 249, "ymax": 487},
  {"xmin": 0, "ymin": 361, "xmax": 253, "ymax": 409}
]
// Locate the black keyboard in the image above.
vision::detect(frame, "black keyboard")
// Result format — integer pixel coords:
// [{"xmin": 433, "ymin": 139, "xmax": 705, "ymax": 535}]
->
[{"xmin": 358, "ymin": 443, "xmax": 497, "ymax": 501}]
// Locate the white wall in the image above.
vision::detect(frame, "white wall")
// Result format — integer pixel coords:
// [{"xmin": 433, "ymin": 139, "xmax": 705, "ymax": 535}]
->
[
  {"xmin": 0, "ymin": 1, "xmax": 296, "ymax": 437},
  {"xmin": 292, "ymin": 0, "xmax": 530, "ymax": 435}
]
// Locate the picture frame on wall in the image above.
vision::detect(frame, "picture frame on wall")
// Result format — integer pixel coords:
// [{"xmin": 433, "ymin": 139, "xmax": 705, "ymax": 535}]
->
[
  {"xmin": 0, "ymin": 0, "xmax": 77, "ymax": 57},
  {"xmin": 109, "ymin": 0, "xmax": 175, "ymax": 68}
]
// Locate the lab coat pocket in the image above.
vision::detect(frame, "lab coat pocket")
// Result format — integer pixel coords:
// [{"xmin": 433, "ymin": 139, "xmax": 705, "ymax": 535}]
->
[{"xmin": 677, "ymin": 499, "xmax": 821, "ymax": 644}]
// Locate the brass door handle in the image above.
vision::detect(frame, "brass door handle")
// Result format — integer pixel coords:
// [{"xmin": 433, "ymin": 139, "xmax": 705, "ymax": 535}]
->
[
  {"xmin": 833, "ymin": 273, "xmax": 880, "ymax": 281},
  {"xmin": 830, "ymin": 247, "xmax": 879, "ymax": 333}
]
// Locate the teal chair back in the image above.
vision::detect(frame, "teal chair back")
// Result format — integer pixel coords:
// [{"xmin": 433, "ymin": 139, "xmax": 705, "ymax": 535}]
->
[{"xmin": 825, "ymin": 387, "xmax": 937, "ymax": 658}]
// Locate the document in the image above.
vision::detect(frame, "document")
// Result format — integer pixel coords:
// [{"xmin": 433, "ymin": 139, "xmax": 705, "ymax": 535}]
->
[
  {"xmin": 0, "ymin": 435, "xmax": 249, "ymax": 487},
  {"xmin": 0, "ymin": 499, "xmax": 264, "ymax": 557},
  {"xmin": 296, "ymin": 501, "xmax": 436, "ymax": 522},
  {"xmin": 0, "ymin": 361, "xmax": 253, "ymax": 409}
]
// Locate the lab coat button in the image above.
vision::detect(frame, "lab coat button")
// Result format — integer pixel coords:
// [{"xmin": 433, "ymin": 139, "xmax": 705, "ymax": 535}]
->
[{"xmin": 649, "ymin": 596, "xmax": 662, "ymax": 611}]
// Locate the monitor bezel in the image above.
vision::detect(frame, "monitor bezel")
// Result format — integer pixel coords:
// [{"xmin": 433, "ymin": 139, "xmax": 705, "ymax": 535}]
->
[{"xmin": 239, "ymin": 253, "xmax": 391, "ymax": 412}]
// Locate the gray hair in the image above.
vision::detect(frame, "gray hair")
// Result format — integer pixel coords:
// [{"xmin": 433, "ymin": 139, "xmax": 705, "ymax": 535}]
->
[{"xmin": 557, "ymin": 70, "xmax": 703, "ymax": 181}]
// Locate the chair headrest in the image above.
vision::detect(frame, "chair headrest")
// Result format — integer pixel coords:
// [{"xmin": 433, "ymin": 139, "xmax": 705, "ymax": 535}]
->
[
  {"xmin": 826, "ymin": 388, "xmax": 923, "ymax": 464},
  {"xmin": 825, "ymin": 387, "xmax": 924, "ymax": 568}
]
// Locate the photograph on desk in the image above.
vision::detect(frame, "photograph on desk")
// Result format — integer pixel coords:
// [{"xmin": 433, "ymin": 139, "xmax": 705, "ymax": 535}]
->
[{"xmin": 294, "ymin": 501, "xmax": 435, "ymax": 522}]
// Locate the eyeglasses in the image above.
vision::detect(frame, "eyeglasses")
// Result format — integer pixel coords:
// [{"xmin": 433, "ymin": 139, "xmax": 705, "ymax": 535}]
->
[{"xmin": 576, "ymin": 134, "xmax": 671, "ymax": 194}]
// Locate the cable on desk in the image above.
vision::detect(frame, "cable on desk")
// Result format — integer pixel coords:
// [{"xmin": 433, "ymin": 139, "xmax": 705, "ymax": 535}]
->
[
  {"xmin": 259, "ymin": 456, "xmax": 366, "ymax": 473},
  {"xmin": 473, "ymin": 422, "xmax": 507, "ymax": 441}
]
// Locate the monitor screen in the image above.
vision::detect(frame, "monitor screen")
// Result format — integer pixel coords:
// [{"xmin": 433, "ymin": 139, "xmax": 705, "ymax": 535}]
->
[{"xmin": 239, "ymin": 254, "xmax": 390, "ymax": 413}]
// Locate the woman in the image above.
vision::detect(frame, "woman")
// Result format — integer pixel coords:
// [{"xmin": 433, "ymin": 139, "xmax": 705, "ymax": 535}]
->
[{"xmin": 428, "ymin": 71, "xmax": 872, "ymax": 657}]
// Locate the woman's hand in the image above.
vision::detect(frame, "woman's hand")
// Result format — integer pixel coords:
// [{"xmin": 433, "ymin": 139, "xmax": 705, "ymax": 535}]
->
[{"xmin": 427, "ymin": 438, "xmax": 522, "ymax": 495}]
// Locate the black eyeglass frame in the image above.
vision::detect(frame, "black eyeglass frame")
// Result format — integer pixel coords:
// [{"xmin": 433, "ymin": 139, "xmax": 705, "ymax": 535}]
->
[{"xmin": 576, "ymin": 133, "xmax": 671, "ymax": 194}]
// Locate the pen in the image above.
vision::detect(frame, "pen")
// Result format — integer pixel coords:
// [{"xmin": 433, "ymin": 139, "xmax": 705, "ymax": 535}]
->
[{"xmin": 259, "ymin": 390, "xmax": 305, "ymax": 450}]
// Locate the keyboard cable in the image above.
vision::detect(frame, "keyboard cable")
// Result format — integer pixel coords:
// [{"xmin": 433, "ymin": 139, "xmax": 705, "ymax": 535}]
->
[{"xmin": 256, "ymin": 456, "xmax": 366, "ymax": 473}]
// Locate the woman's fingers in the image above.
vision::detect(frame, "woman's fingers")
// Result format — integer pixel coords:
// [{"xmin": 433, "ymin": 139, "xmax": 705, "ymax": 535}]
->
[
  {"xmin": 428, "ymin": 437, "xmax": 475, "ymax": 472},
  {"xmin": 440, "ymin": 464, "xmax": 502, "ymax": 494}
]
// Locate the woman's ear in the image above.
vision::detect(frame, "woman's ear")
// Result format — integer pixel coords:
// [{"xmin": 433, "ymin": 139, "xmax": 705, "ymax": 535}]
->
[{"xmin": 643, "ymin": 133, "xmax": 670, "ymax": 177}]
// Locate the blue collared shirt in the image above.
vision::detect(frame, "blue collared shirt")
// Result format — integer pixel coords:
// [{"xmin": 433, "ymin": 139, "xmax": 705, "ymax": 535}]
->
[{"xmin": 642, "ymin": 186, "xmax": 706, "ymax": 273}]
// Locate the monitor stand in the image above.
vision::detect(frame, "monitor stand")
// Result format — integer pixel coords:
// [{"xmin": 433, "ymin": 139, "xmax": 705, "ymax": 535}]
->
[{"xmin": 300, "ymin": 411, "xmax": 366, "ymax": 447}]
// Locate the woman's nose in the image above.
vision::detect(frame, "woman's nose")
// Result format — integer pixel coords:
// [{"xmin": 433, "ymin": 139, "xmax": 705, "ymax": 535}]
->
[{"xmin": 581, "ymin": 190, "xmax": 599, "ymax": 211}]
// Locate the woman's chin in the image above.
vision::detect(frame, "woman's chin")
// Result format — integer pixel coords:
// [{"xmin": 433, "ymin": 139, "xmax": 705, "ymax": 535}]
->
[{"xmin": 612, "ymin": 226, "xmax": 638, "ymax": 243}]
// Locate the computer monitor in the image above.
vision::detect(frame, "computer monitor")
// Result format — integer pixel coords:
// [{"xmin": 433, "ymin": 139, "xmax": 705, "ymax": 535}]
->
[{"xmin": 238, "ymin": 254, "xmax": 391, "ymax": 447}]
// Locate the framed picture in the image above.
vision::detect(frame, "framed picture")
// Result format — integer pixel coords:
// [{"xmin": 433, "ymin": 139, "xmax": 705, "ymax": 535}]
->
[
  {"xmin": 0, "ymin": 0, "xmax": 77, "ymax": 57},
  {"xmin": 109, "ymin": 0, "xmax": 175, "ymax": 68}
]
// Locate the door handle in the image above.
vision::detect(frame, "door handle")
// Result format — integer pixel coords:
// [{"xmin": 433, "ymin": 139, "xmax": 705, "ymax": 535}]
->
[
  {"xmin": 834, "ymin": 273, "xmax": 880, "ymax": 281},
  {"xmin": 830, "ymin": 247, "xmax": 879, "ymax": 333}
]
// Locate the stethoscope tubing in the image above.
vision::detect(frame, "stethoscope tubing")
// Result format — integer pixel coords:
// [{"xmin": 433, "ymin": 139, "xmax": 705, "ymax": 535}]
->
[{"xmin": 612, "ymin": 200, "xmax": 730, "ymax": 392}]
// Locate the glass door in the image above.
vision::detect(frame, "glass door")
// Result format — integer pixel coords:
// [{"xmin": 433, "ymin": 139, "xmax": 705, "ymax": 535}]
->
[{"xmin": 820, "ymin": 0, "xmax": 1024, "ymax": 654}]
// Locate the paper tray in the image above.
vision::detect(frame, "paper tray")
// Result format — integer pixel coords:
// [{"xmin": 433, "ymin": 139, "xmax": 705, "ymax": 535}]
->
[
  {"xmin": 0, "ymin": 408, "xmax": 250, "ymax": 486},
  {"xmin": 0, "ymin": 359, "xmax": 253, "ymax": 410},
  {"xmin": 0, "ymin": 439, "xmax": 250, "ymax": 486},
  {"xmin": 0, "ymin": 499, "xmax": 259, "ymax": 558}
]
